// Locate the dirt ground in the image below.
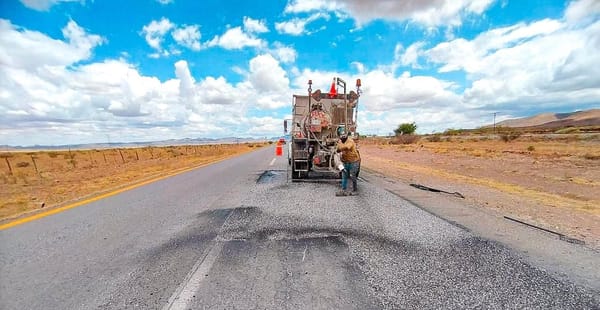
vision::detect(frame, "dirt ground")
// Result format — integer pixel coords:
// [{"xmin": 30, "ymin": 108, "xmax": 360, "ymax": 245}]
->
[
  {"xmin": 0, "ymin": 143, "xmax": 266, "ymax": 221},
  {"xmin": 359, "ymin": 134, "xmax": 600, "ymax": 249}
]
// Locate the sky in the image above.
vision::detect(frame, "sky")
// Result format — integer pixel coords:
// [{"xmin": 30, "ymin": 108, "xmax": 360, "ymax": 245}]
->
[{"xmin": 0, "ymin": 0, "xmax": 599, "ymax": 146}]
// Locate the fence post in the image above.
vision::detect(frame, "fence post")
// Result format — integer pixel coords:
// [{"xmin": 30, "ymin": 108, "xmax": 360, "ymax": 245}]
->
[
  {"xmin": 4, "ymin": 156, "xmax": 13, "ymax": 176},
  {"xmin": 30, "ymin": 155, "xmax": 40, "ymax": 177}
]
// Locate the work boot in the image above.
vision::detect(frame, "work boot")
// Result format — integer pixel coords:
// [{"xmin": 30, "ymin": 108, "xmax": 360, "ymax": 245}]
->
[{"xmin": 336, "ymin": 190, "xmax": 348, "ymax": 196}]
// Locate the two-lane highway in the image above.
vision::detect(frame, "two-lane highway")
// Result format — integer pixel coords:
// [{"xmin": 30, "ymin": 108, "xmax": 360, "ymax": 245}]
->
[
  {"xmin": 1, "ymin": 147, "xmax": 270, "ymax": 309},
  {"xmin": 1, "ymin": 146, "xmax": 598, "ymax": 309}
]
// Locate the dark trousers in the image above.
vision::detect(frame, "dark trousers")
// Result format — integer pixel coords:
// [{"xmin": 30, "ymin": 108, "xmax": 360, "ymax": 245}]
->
[{"xmin": 342, "ymin": 161, "xmax": 359, "ymax": 191}]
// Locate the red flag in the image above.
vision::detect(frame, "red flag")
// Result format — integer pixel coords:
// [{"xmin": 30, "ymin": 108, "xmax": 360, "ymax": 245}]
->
[{"xmin": 329, "ymin": 78, "xmax": 337, "ymax": 98}]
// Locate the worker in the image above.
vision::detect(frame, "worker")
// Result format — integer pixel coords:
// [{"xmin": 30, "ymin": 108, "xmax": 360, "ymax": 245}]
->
[{"xmin": 336, "ymin": 131, "xmax": 360, "ymax": 196}]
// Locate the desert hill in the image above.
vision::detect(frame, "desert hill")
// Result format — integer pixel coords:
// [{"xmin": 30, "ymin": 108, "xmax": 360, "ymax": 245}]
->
[{"xmin": 494, "ymin": 109, "xmax": 600, "ymax": 129}]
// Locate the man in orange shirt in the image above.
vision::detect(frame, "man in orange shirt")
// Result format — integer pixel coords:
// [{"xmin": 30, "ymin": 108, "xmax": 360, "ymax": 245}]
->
[{"xmin": 336, "ymin": 131, "xmax": 360, "ymax": 196}]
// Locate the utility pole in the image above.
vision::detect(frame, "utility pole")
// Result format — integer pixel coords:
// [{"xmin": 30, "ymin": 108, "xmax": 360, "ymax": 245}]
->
[{"xmin": 493, "ymin": 112, "xmax": 497, "ymax": 134}]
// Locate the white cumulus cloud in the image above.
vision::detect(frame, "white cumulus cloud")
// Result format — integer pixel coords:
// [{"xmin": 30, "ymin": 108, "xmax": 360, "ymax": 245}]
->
[
  {"xmin": 283, "ymin": 0, "xmax": 495, "ymax": 28},
  {"xmin": 0, "ymin": 20, "xmax": 296, "ymax": 145},
  {"xmin": 172, "ymin": 25, "xmax": 201, "ymax": 51},
  {"xmin": 141, "ymin": 18, "xmax": 174, "ymax": 54},
  {"xmin": 275, "ymin": 13, "xmax": 329, "ymax": 36},
  {"xmin": 248, "ymin": 54, "xmax": 289, "ymax": 93},
  {"xmin": 207, "ymin": 27, "xmax": 265, "ymax": 49},
  {"xmin": 422, "ymin": 15, "xmax": 600, "ymax": 112},
  {"xmin": 243, "ymin": 16, "xmax": 269, "ymax": 33},
  {"xmin": 19, "ymin": 0, "xmax": 82, "ymax": 11},
  {"xmin": 0, "ymin": 19, "xmax": 104, "ymax": 70},
  {"xmin": 141, "ymin": 19, "xmax": 204, "ymax": 56},
  {"xmin": 271, "ymin": 43, "xmax": 297, "ymax": 63},
  {"xmin": 565, "ymin": 0, "xmax": 600, "ymax": 24}
]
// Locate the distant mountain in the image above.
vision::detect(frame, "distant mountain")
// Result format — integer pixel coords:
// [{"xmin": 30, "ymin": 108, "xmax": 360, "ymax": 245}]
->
[
  {"xmin": 0, "ymin": 136, "xmax": 275, "ymax": 151},
  {"xmin": 492, "ymin": 109, "xmax": 600, "ymax": 129}
]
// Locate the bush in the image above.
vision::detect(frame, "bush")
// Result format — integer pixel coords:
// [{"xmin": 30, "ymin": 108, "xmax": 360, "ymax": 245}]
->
[
  {"xmin": 391, "ymin": 134, "xmax": 420, "ymax": 144},
  {"xmin": 16, "ymin": 162, "xmax": 30, "ymax": 168},
  {"xmin": 47, "ymin": 152, "xmax": 59, "ymax": 158},
  {"xmin": 394, "ymin": 122, "xmax": 417, "ymax": 135},
  {"xmin": 527, "ymin": 145, "xmax": 535, "ymax": 152},
  {"xmin": 427, "ymin": 135, "xmax": 442, "ymax": 142},
  {"xmin": 500, "ymin": 131, "xmax": 522, "ymax": 142},
  {"xmin": 555, "ymin": 127, "xmax": 580, "ymax": 134},
  {"xmin": 444, "ymin": 128, "xmax": 465, "ymax": 136}
]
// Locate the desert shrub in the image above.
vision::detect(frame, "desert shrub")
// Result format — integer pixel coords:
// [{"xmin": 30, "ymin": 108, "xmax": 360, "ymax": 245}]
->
[
  {"xmin": 527, "ymin": 145, "xmax": 535, "ymax": 152},
  {"xmin": 166, "ymin": 148, "xmax": 177, "ymax": 156},
  {"xmin": 555, "ymin": 127, "xmax": 580, "ymax": 134},
  {"xmin": 500, "ymin": 131, "xmax": 522, "ymax": 142},
  {"xmin": 427, "ymin": 135, "xmax": 442, "ymax": 142},
  {"xmin": 47, "ymin": 152, "xmax": 59, "ymax": 158},
  {"xmin": 394, "ymin": 122, "xmax": 417, "ymax": 135},
  {"xmin": 444, "ymin": 128, "xmax": 465, "ymax": 136},
  {"xmin": 583, "ymin": 153, "xmax": 600, "ymax": 160},
  {"xmin": 16, "ymin": 162, "xmax": 30, "ymax": 168},
  {"xmin": 391, "ymin": 134, "xmax": 420, "ymax": 144}
]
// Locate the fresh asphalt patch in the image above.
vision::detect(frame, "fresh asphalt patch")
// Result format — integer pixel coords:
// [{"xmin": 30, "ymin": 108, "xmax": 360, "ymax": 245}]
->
[{"xmin": 256, "ymin": 170, "xmax": 286, "ymax": 184}]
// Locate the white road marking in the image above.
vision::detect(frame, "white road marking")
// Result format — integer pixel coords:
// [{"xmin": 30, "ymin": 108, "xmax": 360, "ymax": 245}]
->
[
  {"xmin": 269, "ymin": 158, "xmax": 276, "ymax": 166},
  {"xmin": 162, "ymin": 241, "xmax": 225, "ymax": 310},
  {"xmin": 302, "ymin": 245, "xmax": 308, "ymax": 262}
]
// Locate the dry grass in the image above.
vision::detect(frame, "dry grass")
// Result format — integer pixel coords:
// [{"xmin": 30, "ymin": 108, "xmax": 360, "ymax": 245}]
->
[
  {"xmin": 0, "ymin": 143, "xmax": 266, "ymax": 220},
  {"xmin": 363, "ymin": 134, "xmax": 600, "ymax": 160},
  {"xmin": 359, "ymin": 133, "xmax": 600, "ymax": 246},
  {"xmin": 359, "ymin": 133, "xmax": 600, "ymax": 213}
]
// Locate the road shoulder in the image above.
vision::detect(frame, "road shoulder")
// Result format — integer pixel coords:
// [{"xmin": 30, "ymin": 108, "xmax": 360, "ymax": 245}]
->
[{"xmin": 361, "ymin": 169, "xmax": 600, "ymax": 300}]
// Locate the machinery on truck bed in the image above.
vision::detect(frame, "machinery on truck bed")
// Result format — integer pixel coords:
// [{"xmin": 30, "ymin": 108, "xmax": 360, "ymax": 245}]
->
[{"xmin": 284, "ymin": 77, "xmax": 362, "ymax": 180}]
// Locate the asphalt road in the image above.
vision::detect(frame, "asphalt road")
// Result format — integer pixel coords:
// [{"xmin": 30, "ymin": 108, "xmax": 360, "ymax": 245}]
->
[{"xmin": 1, "ymin": 146, "xmax": 598, "ymax": 309}]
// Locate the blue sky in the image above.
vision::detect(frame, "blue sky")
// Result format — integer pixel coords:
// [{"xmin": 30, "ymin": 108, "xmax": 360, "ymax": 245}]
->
[{"xmin": 0, "ymin": 0, "xmax": 598, "ymax": 146}]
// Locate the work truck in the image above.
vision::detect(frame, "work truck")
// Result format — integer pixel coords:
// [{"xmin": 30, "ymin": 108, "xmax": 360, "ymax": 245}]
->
[{"xmin": 284, "ymin": 77, "xmax": 362, "ymax": 180}]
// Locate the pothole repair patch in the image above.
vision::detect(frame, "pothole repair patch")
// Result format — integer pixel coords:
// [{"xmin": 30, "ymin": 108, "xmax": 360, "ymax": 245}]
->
[{"xmin": 256, "ymin": 170, "xmax": 285, "ymax": 184}]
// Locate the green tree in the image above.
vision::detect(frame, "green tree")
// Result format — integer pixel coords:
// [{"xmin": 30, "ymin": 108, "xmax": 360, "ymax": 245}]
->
[{"xmin": 394, "ymin": 122, "xmax": 417, "ymax": 135}]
